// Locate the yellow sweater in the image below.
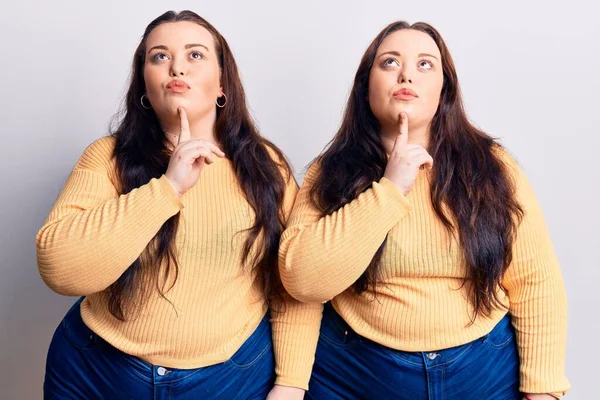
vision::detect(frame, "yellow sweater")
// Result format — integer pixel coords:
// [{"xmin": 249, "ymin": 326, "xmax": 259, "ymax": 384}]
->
[
  {"xmin": 279, "ymin": 153, "xmax": 569, "ymax": 396},
  {"xmin": 36, "ymin": 136, "xmax": 322, "ymax": 390}
]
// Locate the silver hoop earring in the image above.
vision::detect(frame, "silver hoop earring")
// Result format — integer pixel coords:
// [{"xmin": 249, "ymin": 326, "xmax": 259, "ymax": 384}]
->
[
  {"xmin": 216, "ymin": 94, "xmax": 227, "ymax": 108},
  {"xmin": 140, "ymin": 94, "xmax": 152, "ymax": 109}
]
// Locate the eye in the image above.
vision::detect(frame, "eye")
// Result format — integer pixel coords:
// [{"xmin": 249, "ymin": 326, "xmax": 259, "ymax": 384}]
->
[
  {"xmin": 152, "ymin": 52, "xmax": 169, "ymax": 62},
  {"xmin": 419, "ymin": 59, "xmax": 434, "ymax": 69},
  {"xmin": 382, "ymin": 58, "xmax": 400, "ymax": 67},
  {"xmin": 190, "ymin": 51, "xmax": 204, "ymax": 60}
]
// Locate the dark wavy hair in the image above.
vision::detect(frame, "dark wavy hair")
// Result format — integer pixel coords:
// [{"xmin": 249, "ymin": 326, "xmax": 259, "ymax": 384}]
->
[
  {"xmin": 309, "ymin": 21, "xmax": 524, "ymax": 318},
  {"xmin": 108, "ymin": 10, "xmax": 291, "ymax": 320}
]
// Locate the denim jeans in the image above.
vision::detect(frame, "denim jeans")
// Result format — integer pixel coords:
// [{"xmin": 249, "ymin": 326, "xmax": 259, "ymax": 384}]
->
[
  {"xmin": 306, "ymin": 302, "xmax": 520, "ymax": 400},
  {"xmin": 44, "ymin": 298, "xmax": 275, "ymax": 399}
]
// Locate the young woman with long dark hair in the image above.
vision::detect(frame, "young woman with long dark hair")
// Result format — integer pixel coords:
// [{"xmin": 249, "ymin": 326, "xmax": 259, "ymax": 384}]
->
[
  {"xmin": 37, "ymin": 10, "xmax": 320, "ymax": 399},
  {"xmin": 279, "ymin": 21, "xmax": 569, "ymax": 400}
]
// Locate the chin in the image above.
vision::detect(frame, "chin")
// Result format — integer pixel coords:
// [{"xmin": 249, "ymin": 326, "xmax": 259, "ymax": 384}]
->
[
  {"xmin": 168, "ymin": 98, "xmax": 187, "ymax": 111},
  {"xmin": 163, "ymin": 96, "xmax": 189, "ymax": 113},
  {"xmin": 393, "ymin": 103, "xmax": 415, "ymax": 118},
  {"xmin": 380, "ymin": 106, "xmax": 412, "ymax": 126}
]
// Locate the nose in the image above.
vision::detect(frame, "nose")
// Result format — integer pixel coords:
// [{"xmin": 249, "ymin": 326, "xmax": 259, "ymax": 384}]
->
[
  {"xmin": 170, "ymin": 56, "xmax": 187, "ymax": 77},
  {"xmin": 398, "ymin": 64, "xmax": 413, "ymax": 84}
]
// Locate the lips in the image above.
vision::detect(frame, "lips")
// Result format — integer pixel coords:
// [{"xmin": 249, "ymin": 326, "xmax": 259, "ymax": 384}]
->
[
  {"xmin": 166, "ymin": 80, "xmax": 190, "ymax": 93},
  {"xmin": 393, "ymin": 88, "xmax": 418, "ymax": 100}
]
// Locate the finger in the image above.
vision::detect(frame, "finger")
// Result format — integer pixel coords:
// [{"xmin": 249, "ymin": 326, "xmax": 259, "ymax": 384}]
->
[
  {"xmin": 193, "ymin": 148, "xmax": 213, "ymax": 163},
  {"xmin": 196, "ymin": 157, "xmax": 214, "ymax": 166},
  {"xmin": 406, "ymin": 152, "xmax": 431, "ymax": 169},
  {"xmin": 177, "ymin": 139, "xmax": 225, "ymax": 158},
  {"xmin": 397, "ymin": 112, "xmax": 409, "ymax": 146},
  {"xmin": 407, "ymin": 147, "xmax": 428, "ymax": 157},
  {"xmin": 178, "ymin": 107, "xmax": 191, "ymax": 144},
  {"xmin": 175, "ymin": 140, "xmax": 208, "ymax": 153},
  {"xmin": 415, "ymin": 153, "xmax": 434, "ymax": 169},
  {"xmin": 179, "ymin": 146, "xmax": 212, "ymax": 164},
  {"xmin": 205, "ymin": 142, "xmax": 226, "ymax": 157},
  {"xmin": 200, "ymin": 150, "xmax": 215, "ymax": 164},
  {"xmin": 391, "ymin": 113, "xmax": 409, "ymax": 154},
  {"xmin": 178, "ymin": 142, "xmax": 223, "ymax": 161}
]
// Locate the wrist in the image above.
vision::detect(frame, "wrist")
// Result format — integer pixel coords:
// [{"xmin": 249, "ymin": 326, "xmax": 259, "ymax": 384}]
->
[{"xmin": 164, "ymin": 175, "xmax": 183, "ymax": 198}]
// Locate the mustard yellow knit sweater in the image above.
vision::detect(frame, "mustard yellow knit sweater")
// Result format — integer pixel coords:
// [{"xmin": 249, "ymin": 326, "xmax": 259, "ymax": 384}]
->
[
  {"xmin": 279, "ymin": 152, "xmax": 569, "ymax": 396},
  {"xmin": 37, "ymin": 136, "xmax": 322, "ymax": 390}
]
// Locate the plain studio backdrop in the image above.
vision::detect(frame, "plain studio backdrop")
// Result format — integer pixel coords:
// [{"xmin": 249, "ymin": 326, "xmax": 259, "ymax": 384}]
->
[{"xmin": 1, "ymin": 0, "xmax": 598, "ymax": 398}]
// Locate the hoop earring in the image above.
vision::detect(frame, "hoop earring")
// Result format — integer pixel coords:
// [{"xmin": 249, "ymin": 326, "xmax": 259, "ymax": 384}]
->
[
  {"xmin": 216, "ymin": 94, "xmax": 227, "ymax": 108},
  {"xmin": 140, "ymin": 94, "xmax": 152, "ymax": 109}
]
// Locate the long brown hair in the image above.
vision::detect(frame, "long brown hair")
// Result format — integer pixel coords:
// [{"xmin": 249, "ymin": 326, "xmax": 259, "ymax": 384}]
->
[
  {"xmin": 310, "ymin": 21, "xmax": 524, "ymax": 318},
  {"xmin": 109, "ymin": 10, "xmax": 291, "ymax": 320}
]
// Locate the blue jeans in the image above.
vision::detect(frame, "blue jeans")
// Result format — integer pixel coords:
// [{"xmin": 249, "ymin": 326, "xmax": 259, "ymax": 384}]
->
[
  {"xmin": 306, "ymin": 303, "xmax": 520, "ymax": 400},
  {"xmin": 44, "ymin": 298, "xmax": 275, "ymax": 399}
]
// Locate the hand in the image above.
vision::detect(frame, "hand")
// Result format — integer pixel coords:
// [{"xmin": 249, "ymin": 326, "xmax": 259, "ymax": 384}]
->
[
  {"xmin": 266, "ymin": 385, "xmax": 305, "ymax": 400},
  {"xmin": 165, "ymin": 107, "xmax": 225, "ymax": 197},
  {"xmin": 383, "ymin": 112, "xmax": 433, "ymax": 196},
  {"xmin": 522, "ymin": 394, "xmax": 557, "ymax": 400}
]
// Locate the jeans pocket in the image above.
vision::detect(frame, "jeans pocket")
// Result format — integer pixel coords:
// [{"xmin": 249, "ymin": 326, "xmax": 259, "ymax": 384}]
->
[
  {"xmin": 62, "ymin": 297, "xmax": 97, "ymax": 351},
  {"xmin": 227, "ymin": 316, "xmax": 273, "ymax": 369},
  {"xmin": 482, "ymin": 315, "xmax": 514, "ymax": 349}
]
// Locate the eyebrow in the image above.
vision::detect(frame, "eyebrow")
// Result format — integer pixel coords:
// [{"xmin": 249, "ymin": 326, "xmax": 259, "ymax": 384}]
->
[
  {"xmin": 377, "ymin": 51, "xmax": 439, "ymax": 60},
  {"xmin": 147, "ymin": 43, "xmax": 210, "ymax": 53}
]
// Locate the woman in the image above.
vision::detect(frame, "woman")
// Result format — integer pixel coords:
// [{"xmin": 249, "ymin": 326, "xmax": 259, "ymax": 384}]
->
[
  {"xmin": 37, "ymin": 10, "xmax": 320, "ymax": 399},
  {"xmin": 279, "ymin": 21, "xmax": 569, "ymax": 399}
]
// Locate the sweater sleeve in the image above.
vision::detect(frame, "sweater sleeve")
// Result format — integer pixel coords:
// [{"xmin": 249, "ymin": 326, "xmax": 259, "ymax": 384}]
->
[
  {"xmin": 278, "ymin": 162, "xmax": 412, "ymax": 303},
  {"xmin": 267, "ymin": 154, "xmax": 324, "ymax": 390},
  {"xmin": 271, "ymin": 292, "xmax": 323, "ymax": 390},
  {"xmin": 36, "ymin": 137, "xmax": 183, "ymax": 296},
  {"xmin": 502, "ymin": 159, "xmax": 570, "ymax": 397}
]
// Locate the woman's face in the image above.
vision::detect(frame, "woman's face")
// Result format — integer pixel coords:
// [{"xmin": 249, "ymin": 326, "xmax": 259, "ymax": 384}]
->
[
  {"xmin": 368, "ymin": 29, "xmax": 444, "ymax": 130},
  {"xmin": 143, "ymin": 21, "xmax": 223, "ymax": 125}
]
